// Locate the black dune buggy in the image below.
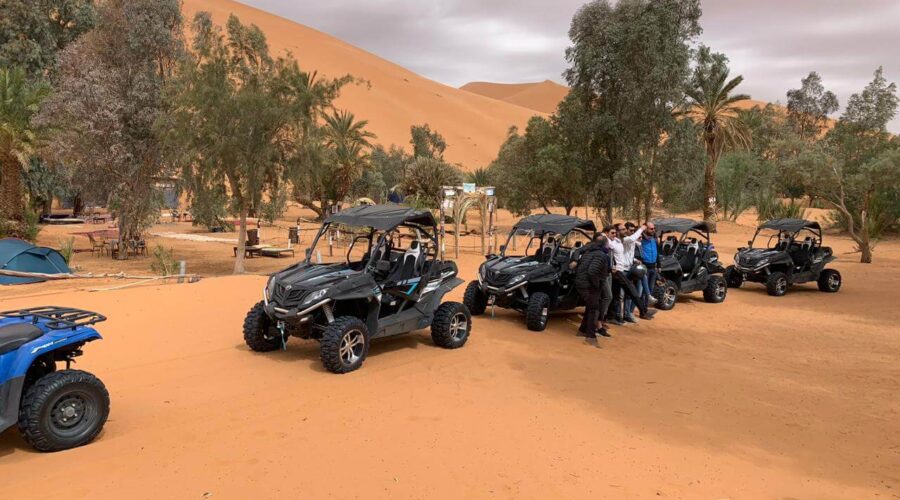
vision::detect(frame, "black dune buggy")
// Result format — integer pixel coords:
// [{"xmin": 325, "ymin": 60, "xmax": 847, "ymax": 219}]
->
[
  {"xmin": 243, "ymin": 205, "xmax": 471, "ymax": 374},
  {"xmin": 725, "ymin": 218, "xmax": 841, "ymax": 296},
  {"xmin": 463, "ymin": 214, "xmax": 596, "ymax": 331},
  {"xmin": 651, "ymin": 218, "xmax": 728, "ymax": 310}
]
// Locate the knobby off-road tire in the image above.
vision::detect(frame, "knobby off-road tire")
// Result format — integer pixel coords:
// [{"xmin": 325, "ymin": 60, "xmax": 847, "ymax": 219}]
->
[
  {"xmin": 525, "ymin": 292, "xmax": 550, "ymax": 331},
  {"xmin": 703, "ymin": 275, "xmax": 728, "ymax": 303},
  {"xmin": 766, "ymin": 272, "xmax": 789, "ymax": 297},
  {"xmin": 724, "ymin": 265, "xmax": 743, "ymax": 288},
  {"xmin": 817, "ymin": 269, "xmax": 842, "ymax": 293},
  {"xmin": 243, "ymin": 301, "xmax": 282, "ymax": 352},
  {"xmin": 18, "ymin": 370, "xmax": 110, "ymax": 452},
  {"xmin": 653, "ymin": 279, "xmax": 678, "ymax": 311},
  {"xmin": 431, "ymin": 302, "xmax": 471, "ymax": 349},
  {"xmin": 320, "ymin": 316, "xmax": 370, "ymax": 374},
  {"xmin": 463, "ymin": 281, "xmax": 488, "ymax": 316}
]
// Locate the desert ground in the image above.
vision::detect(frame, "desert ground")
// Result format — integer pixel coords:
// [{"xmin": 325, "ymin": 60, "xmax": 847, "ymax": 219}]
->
[{"xmin": 2, "ymin": 206, "xmax": 899, "ymax": 500}]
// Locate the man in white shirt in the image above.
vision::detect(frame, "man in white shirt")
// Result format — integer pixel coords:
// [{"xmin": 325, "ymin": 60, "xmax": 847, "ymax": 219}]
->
[{"xmin": 608, "ymin": 222, "xmax": 655, "ymax": 322}]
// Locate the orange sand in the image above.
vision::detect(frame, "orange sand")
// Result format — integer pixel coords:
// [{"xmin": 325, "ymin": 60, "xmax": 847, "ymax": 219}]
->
[
  {"xmin": 461, "ymin": 80, "xmax": 569, "ymax": 114},
  {"xmin": 1, "ymin": 207, "xmax": 899, "ymax": 499}
]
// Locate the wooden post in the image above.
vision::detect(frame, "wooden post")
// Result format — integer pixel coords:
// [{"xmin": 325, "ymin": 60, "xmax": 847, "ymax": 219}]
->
[{"xmin": 178, "ymin": 261, "xmax": 186, "ymax": 284}]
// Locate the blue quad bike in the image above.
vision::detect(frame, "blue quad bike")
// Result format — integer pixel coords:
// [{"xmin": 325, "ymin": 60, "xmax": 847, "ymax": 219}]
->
[{"xmin": 0, "ymin": 307, "xmax": 110, "ymax": 452}]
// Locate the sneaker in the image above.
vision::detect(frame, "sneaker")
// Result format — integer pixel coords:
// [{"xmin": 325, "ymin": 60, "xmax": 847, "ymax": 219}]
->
[
  {"xmin": 583, "ymin": 336, "xmax": 599, "ymax": 347},
  {"xmin": 598, "ymin": 328, "xmax": 611, "ymax": 337},
  {"xmin": 576, "ymin": 329, "xmax": 587, "ymax": 337},
  {"xmin": 607, "ymin": 317, "xmax": 623, "ymax": 326},
  {"xmin": 639, "ymin": 309, "xmax": 657, "ymax": 320},
  {"xmin": 624, "ymin": 315, "xmax": 639, "ymax": 324}
]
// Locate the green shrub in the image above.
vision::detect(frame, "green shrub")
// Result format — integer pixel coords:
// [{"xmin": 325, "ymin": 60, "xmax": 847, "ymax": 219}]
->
[
  {"xmin": 259, "ymin": 188, "xmax": 288, "ymax": 225},
  {"xmin": 58, "ymin": 237, "xmax": 75, "ymax": 264},
  {"xmin": 150, "ymin": 244, "xmax": 178, "ymax": 276},
  {"xmin": 755, "ymin": 193, "xmax": 807, "ymax": 221}
]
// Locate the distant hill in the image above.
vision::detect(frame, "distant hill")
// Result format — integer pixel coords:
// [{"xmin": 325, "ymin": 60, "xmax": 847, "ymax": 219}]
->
[
  {"xmin": 181, "ymin": 0, "xmax": 539, "ymax": 170},
  {"xmin": 461, "ymin": 80, "xmax": 569, "ymax": 115}
]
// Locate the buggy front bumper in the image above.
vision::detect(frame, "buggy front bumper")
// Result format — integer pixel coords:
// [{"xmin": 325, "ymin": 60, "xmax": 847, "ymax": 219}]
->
[{"xmin": 265, "ymin": 299, "xmax": 331, "ymax": 322}]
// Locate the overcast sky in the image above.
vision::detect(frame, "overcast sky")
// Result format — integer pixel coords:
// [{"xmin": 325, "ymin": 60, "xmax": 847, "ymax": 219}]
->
[{"xmin": 243, "ymin": 0, "xmax": 900, "ymax": 131}]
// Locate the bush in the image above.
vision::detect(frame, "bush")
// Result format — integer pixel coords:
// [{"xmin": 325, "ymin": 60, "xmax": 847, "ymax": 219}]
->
[
  {"xmin": 755, "ymin": 193, "xmax": 807, "ymax": 221},
  {"xmin": 150, "ymin": 244, "xmax": 178, "ymax": 276},
  {"xmin": 58, "ymin": 237, "xmax": 75, "ymax": 264},
  {"xmin": 259, "ymin": 188, "xmax": 288, "ymax": 225}
]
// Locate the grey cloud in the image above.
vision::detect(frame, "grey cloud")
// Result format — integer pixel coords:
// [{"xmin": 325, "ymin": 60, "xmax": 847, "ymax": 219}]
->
[{"xmin": 243, "ymin": 0, "xmax": 900, "ymax": 130}]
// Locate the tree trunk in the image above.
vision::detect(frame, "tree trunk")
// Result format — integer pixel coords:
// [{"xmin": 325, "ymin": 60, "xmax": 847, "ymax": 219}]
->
[
  {"xmin": 234, "ymin": 207, "xmax": 248, "ymax": 274},
  {"xmin": 117, "ymin": 212, "xmax": 128, "ymax": 260},
  {"xmin": 41, "ymin": 199, "xmax": 52, "ymax": 216},
  {"xmin": 0, "ymin": 150, "xmax": 25, "ymax": 222},
  {"xmin": 72, "ymin": 195, "xmax": 84, "ymax": 216},
  {"xmin": 703, "ymin": 153, "xmax": 719, "ymax": 232}
]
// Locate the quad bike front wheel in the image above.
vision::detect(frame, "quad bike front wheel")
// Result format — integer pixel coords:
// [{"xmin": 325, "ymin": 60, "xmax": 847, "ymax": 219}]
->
[
  {"xmin": 703, "ymin": 275, "xmax": 727, "ymax": 303},
  {"xmin": 724, "ymin": 265, "xmax": 743, "ymax": 288},
  {"xmin": 431, "ymin": 301, "xmax": 471, "ymax": 349},
  {"xmin": 817, "ymin": 269, "xmax": 842, "ymax": 293},
  {"xmin": 766, "ymin": 272, "xmax": 789, "ymax": 297},
  {"xmin": 18, "ymin": 370, "xmax": 110, "ymax": 452},
  {"xmin": 320, "ymin": 316, "xmax": 370, "ymax": 374},
  {"xmin": 463, "ymin": 281, "xmax": 488, "ymax": 316},
  {"xmin": 525, "ymin": 292, "xmax": 550, "ymax": 331},
  {"xmin": 653, "ymin": 279, "xmax": 678, "ymax": 310},
  {"xmin": 243, "ymin": 300, "xmax": 282, "ymax": 352}
]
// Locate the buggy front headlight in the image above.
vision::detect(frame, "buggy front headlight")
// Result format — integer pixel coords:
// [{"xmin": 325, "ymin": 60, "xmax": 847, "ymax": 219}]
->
[
  {"xmin": 754, "ymin": 259, "xmax": 769, "ymax": 269},
  {"xmin": 265, "ymin": 278, "xmax": 276, "ymax": 301},
  {"xmin": 508, "ymin": 274, "xmax": 526, "ymax": 285},
  {"xmin": 302, "ymin": 289, "xmax": 327, "ymax": 305}
]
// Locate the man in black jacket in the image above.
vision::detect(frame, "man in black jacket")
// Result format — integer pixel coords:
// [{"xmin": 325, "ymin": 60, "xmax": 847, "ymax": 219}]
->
[{"xmin": 575, "ymin": 234, "xmax": 611, "ymax": 341}]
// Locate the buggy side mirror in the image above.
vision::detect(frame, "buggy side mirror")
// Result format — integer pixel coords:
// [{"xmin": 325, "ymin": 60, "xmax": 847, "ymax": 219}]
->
[
  {"xmin": 747, "ymin": 240, "xmax": 752, "ymax": 247},
  {"xmin": 376, "ymin": 260, "xmax": 391, "ymax": 272},
  {"xmin": 499, "ymin": 244, "xmax": 506, "ymax": 254}
]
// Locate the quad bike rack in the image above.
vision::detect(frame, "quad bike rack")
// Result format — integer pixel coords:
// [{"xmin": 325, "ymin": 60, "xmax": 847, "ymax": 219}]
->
[{"xmin": 0, "ymin": 306, "xmax": 107, "ymax": 330}]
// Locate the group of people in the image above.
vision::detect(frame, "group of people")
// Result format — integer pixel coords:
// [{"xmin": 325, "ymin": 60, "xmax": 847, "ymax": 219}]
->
[{"xmin": 572, "ymin": 221, "xmax": 660, "ymax": 344}]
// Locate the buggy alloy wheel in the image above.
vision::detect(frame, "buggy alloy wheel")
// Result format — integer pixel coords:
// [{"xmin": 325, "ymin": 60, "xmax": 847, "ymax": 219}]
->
[
  {"xmin": 320, "ymin": 317, "xmax": 370, "ymax": 374},
  {"xmin": 339, "ymin": 329, "xmax": 366, "ymax": 365},
  {"xmin": 449, "ymin": 312, "xmax": 469, "ymax": 342}
]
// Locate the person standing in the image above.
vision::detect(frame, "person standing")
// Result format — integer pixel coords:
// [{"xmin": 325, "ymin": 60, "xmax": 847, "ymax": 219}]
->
[
  {"xmin": 639, "ymin": 222, "xmax": 659, "ymax": 306},
  {"xmin": 609, "ymin": 223, "xmax": 656, "ymax": 321},
  {"xmin": 574, "ymin": 234, "xmax": 610, "ymax": 343}
]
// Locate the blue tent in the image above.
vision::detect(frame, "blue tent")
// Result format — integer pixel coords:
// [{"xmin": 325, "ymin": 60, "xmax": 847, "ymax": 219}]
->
[{"xmin": 0, "ymin": 238, "xmax": 71, "ymax": 285}]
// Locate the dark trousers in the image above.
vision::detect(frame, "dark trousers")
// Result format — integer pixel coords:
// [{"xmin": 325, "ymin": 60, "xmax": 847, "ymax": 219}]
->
[
  {"xmin": 612, "ymin": 271, "xmax": 647, "ymax": 316},
  {"xmin": 577, "ymin": 287, "xmax": 601, "ymax": 337}
]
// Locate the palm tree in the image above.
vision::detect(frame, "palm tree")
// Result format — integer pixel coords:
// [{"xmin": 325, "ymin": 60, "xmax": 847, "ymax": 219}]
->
[
  {"xmin": 322, "ymin": 109, "xmax": 376, "ymax": 211},
  {"xmin": 683, "ymin": 63, "xmax": 751, "ymax": 231},
  {"xmin": 0, "ymin": 66, "xmax": 49, "ymax": 224}
]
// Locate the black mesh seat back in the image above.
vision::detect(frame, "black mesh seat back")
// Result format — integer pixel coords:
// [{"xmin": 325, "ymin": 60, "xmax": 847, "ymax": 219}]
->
[
  {"xmin": 661, "ymin": 236, "xmax": 678, "ymax": 256},
  {"xmin": 389, "ymin": 241, "xmax": 422, "ymax": 282},
  {"xmin": 0, "ymin": 323, "xmax": 44, "ymax": 355},
  {"xmin": 679, "ymin": 243, "xmax": 699, "ymax": 274}
]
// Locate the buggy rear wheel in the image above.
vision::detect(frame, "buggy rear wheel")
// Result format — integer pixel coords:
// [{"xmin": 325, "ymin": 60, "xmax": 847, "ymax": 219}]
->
[
  {"xmin": 525, "ymin": 292, "xmax": 550, "ymax": 331},
  {"xmin": 817, "ymin": 269, "xmax": 841, "ymax": 293},
  {"xmin": 653, "ymin": 279, "xmax": 678, "ymax": 310},
  {"xmin": 703, "ymin": 275, "xmax": 727, "ymax": 303},
  {"xmin": 320, "ymin": 316, "xmax": 370, "ymax": 374},
  {"xmin": 724, "ymin": 265, "xmax": 743, "ymax": 288},
  {"xmin": 463, "ymin": 281, "xmax": 488, "ymax": 316},
  {"xmin": 18, "ymin": 370, "xmax": 110, "ymax": 452},
  {"xmin": 766, "ymin": 272, "xmax": 789, "ymax": 296},
  {"xmin": 243, "ymin": 301, "xmax": 282, "ymax": 352},
  {"xmin": 431, "ymin": 302, "xmax": 471, "ymax": 349}
]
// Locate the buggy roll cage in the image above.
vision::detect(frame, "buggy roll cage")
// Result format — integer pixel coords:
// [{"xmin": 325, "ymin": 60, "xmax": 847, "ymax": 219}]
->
[
  {"xmin": 0, "ymin": 306, "xmax": 107, "ymax": 331},
  {"xmin": 304, "ymin": 220, "xmax": 440, "ymax": 268},
  {"xmin": 749, "ymin": 225, "xmax": 822, "ymax": 250},
  {"xmin": 499, "ymin": 227, "xmax": 594, "ymax": 259}
]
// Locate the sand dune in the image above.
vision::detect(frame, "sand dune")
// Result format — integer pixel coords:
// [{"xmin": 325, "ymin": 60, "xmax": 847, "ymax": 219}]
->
[
  {"xmin": 179, "ymin": 0, "xmax": 538, "ymax": 171},
  {"xmin": 462, "ymin": 80, "xmax": 569, "ymax": 114}
]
